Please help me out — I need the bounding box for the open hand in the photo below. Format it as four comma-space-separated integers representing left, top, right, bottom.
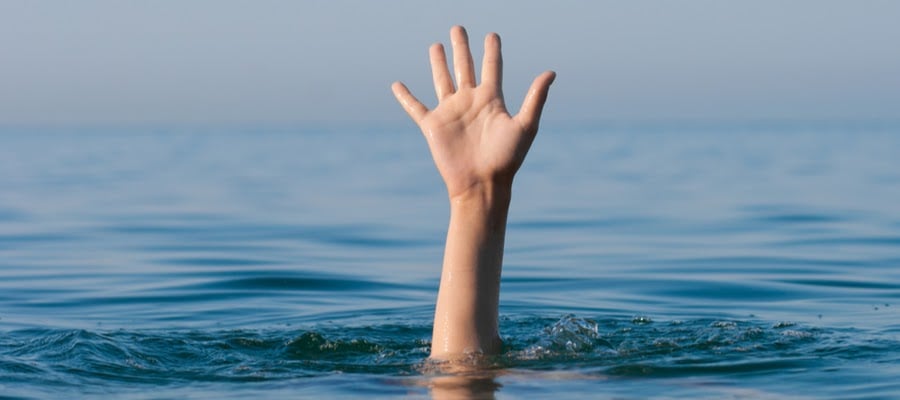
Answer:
392, 26, 555, 200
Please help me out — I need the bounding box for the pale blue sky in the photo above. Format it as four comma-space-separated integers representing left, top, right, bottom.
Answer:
1, 1, 898, 126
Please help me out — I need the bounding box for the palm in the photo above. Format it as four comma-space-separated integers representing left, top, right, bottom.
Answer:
392, 26, 555, 199
420, 88, 528, 197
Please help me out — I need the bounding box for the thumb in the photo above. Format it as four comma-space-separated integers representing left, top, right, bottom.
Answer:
516, 71, 556, 132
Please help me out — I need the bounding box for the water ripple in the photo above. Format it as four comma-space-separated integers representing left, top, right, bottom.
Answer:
4, 315, 893, 394
777, 236, 900, 247
3, 128, 900, 398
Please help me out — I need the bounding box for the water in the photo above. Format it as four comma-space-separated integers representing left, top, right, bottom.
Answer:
1, 124, 899, 399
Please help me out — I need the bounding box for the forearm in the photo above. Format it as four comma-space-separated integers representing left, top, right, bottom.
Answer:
393, 25, 553, 361
431, 181, 511, 359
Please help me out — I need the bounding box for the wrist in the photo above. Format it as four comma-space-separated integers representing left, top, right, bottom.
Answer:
448, 179, 513, 209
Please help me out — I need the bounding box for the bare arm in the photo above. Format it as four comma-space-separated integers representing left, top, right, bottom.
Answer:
392, 26, 555, 359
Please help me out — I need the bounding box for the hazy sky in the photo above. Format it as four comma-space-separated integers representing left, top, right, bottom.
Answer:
2, 1, 899, 126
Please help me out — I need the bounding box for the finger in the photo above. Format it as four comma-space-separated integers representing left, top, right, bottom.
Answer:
480, 32, 502, 92
391, 81, 428, 123
515, 71, 556, 131
429, 43, 454, 101
450, 25, 476, 89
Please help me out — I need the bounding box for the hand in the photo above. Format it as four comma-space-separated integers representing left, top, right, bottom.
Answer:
392, 26, 555, 200
391, 26, 555, 359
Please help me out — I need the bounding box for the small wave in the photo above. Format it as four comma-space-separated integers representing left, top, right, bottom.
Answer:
500, 315, 886, 378
779, 278, 900, 290
777, 236, 900, 248
0, 208, 28, 222
1, 315, 895, 390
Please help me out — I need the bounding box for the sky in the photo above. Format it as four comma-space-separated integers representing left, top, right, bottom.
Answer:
1, 1, 899, 126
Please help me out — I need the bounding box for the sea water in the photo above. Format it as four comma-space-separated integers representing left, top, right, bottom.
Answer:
1, 123, 898, 399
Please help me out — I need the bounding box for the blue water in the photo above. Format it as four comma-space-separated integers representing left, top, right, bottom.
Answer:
1, 124, 899, 399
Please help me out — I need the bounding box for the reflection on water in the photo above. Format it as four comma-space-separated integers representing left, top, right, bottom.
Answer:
428, 373, 502, 400
1, 125, 899, 398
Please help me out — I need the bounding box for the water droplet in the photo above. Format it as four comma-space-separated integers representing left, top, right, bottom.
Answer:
631, 316, 652, 325
710, 321, 737, 329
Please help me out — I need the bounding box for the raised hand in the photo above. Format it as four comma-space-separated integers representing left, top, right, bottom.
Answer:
392, 26, 555, 359
392, 26, 555, 200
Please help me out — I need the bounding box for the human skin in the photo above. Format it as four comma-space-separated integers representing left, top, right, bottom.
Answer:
392, 26, 555, 359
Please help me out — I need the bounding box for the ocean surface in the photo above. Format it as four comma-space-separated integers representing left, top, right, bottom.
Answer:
1, 123, 898, 399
